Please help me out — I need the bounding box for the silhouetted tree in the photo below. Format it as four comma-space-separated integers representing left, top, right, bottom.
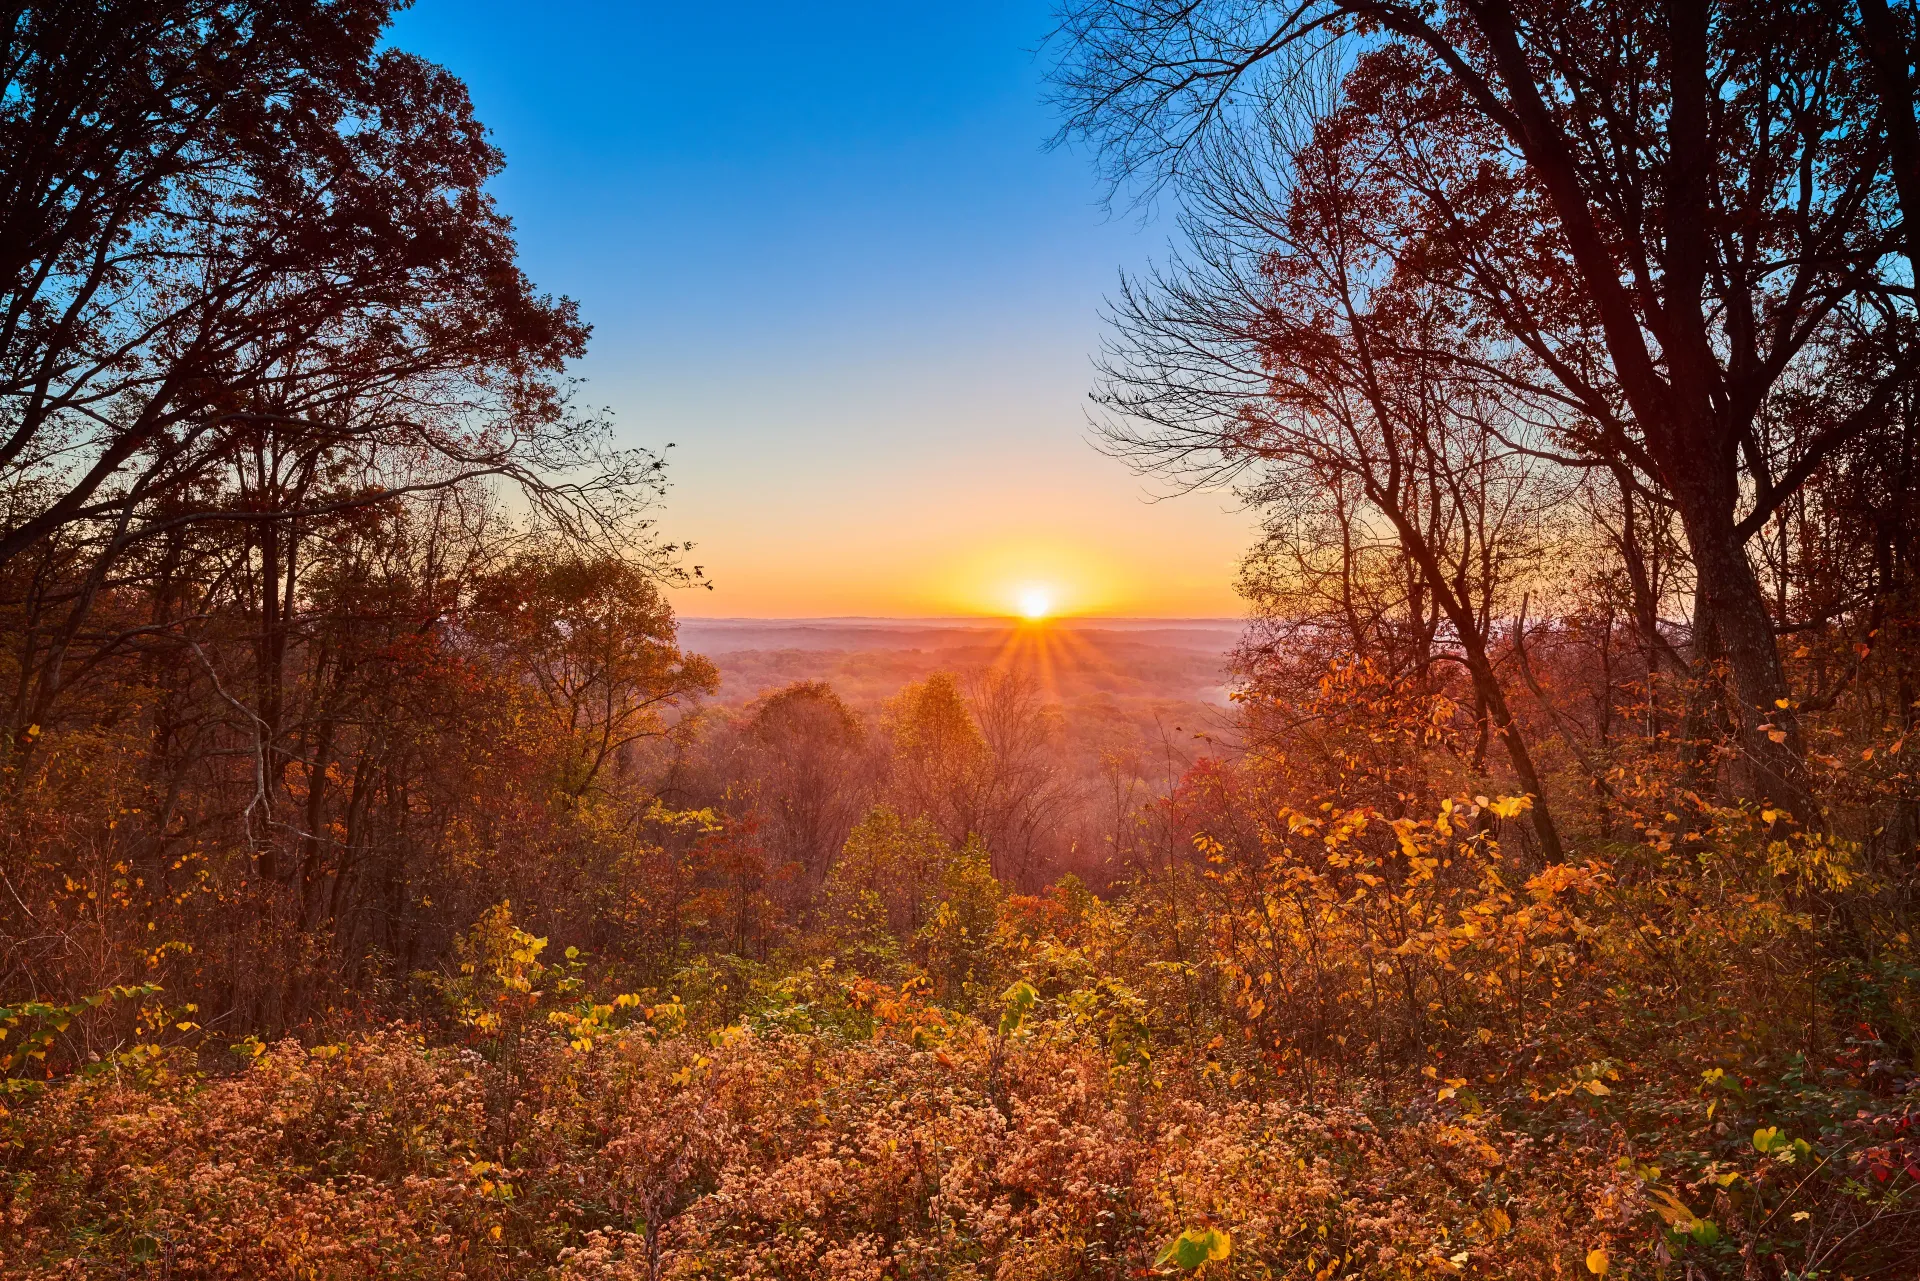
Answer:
1055, 0, 1920, 818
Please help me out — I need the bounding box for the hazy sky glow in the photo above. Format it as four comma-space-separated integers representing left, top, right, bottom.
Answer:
388, 1, 1257, 618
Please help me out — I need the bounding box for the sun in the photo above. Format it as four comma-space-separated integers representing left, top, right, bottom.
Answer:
1017, 587, 1053, 620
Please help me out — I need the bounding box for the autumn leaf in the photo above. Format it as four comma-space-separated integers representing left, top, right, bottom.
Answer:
1486, 794, 1532, 820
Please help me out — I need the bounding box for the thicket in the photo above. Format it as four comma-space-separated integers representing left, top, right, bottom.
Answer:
4, 0, 1920, 1277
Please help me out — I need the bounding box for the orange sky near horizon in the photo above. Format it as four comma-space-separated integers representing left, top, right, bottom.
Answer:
662, 443, 1260, 621
612, 239, 1265, 623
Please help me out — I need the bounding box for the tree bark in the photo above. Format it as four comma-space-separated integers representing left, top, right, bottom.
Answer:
1857, 0, 1920, 278
1667, 449, 1817, 820
1459, 0, 1816, 821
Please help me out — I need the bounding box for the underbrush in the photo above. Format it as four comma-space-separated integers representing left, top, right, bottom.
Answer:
3, 1021, 1615, 1279
5, 788, 1918, 1279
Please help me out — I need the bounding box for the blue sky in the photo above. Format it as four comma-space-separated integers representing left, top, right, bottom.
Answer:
387, 0, 1255, 617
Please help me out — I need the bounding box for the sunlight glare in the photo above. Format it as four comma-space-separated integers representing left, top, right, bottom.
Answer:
1018, 587, 1053, 620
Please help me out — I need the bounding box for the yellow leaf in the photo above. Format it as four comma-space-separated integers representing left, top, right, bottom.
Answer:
1582, 1078, 1611, 1096
1586, 1248, 1609, 1275
1648, 1188, 1697, 1227
1487, 795, 1532, 820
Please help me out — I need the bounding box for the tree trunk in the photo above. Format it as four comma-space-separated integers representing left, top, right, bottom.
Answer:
1464, 0, 1815, 820
1856, 0, 1920, 279
1675, 490, 1816, 820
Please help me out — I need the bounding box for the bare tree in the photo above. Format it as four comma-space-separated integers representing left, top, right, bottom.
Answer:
966, 669, 1074, 888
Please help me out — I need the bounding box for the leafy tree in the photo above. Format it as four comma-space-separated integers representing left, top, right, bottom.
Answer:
823, 806, 956, 950
1054, 0, 1920, 817
470, 553, 717, 801
884, 670, 988, 845
743, 680, 871, 901
0, 0, 622, 572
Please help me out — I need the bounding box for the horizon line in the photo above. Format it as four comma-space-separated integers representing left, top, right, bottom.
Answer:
676, 614, 1248, 625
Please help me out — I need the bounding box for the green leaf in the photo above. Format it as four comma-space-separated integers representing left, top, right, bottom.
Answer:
1753, 1126, 1782, 1153
1155, 1227, 1231, 1269
998, 981, 1037, 1038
